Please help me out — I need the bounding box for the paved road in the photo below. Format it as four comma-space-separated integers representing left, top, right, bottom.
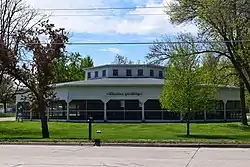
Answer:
0, 145, 250, 167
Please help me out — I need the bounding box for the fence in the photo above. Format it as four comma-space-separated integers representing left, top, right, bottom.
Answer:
18, 109, 242, 122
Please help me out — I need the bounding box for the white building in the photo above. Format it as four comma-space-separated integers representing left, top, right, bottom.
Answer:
16, 64, 242, 122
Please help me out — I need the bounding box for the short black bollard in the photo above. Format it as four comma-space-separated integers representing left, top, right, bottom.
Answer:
87, 117, 93, 140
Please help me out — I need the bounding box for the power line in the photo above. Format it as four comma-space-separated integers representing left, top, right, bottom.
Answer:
50, 13, 166, 17
33, 3, 250, 12
65, 40, 250, 45
37, 6, 166, 11
11, 40, 250, 45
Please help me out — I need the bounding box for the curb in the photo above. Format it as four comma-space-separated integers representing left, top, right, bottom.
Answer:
0, 142, 93, 146
102, 143, 250, 148
1, 142, 250, 148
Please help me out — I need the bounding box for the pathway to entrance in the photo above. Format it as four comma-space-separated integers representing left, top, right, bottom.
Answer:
1, 145, 250, 167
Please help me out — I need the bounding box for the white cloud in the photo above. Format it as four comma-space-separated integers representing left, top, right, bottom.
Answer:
26, 0, 197, 35
99, 48, 121, 54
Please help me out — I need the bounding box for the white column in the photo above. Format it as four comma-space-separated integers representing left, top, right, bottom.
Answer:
30, 111, 32, 121
224, 100, 227, 121
204, 106, 207, 121
104, 102, 107, 121
47, 107, 49, 122
66, 101, 70, 121
15, 102, 18, 121
142, 102, 145, 121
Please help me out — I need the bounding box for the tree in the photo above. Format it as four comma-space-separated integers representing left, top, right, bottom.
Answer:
54, 52, 94, 83
0, 0, 67, 139
166, 0, 250, 95
0, 76, 26, 113
0, 0, 46, 107
54, 53, 68, 83
200, 52, 249, 125
239, 78, 248, 125
201, 55, 249, 125
0, 76, 15, 113
155, 38, 217, 136
0, 0, 45, 78
112, 54, 134, 64
81, 55, 94, 68
0, 20, 68, 138
162, 55, 216, 136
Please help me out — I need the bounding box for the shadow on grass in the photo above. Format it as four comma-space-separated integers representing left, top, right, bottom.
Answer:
0, 129, 88, 140
0, 137, 89, 140
177, 134, 236, 140
0, 129, 40, 136
226, 124, 250, 131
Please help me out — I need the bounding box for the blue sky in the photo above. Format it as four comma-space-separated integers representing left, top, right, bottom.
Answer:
27, 0, 197, 65
67, 33, 163, 65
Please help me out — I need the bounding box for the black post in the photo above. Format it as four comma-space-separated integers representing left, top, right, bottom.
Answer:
88, 117, 93, 140
186, 111, 190, 136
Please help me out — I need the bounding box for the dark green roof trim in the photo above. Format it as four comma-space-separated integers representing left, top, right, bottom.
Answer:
54, 78, 239, 89
83, 64, 166, 71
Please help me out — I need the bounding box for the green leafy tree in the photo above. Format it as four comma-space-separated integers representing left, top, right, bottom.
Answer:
200, 53, 249, 125
216, 61, 248, 125
160, 56, 215, 135
186, 51, 249, 125
148, 34, 217, 135
166, 0, 250, 95
54, 52, 94, 83
81, 55, 94, 67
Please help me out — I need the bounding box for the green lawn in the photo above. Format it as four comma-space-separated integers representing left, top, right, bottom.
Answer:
0, 121, 250, 144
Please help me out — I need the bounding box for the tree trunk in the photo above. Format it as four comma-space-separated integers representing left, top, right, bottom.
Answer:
186, 112, 190, 136
39, 105, 50, 138
3, 102, 7, 113
240, 78, 248, 126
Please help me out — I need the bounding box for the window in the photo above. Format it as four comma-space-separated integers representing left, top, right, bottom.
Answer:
226, 101, 241, 110
150, 70, 154, 77
126, 69, 132, 76
159, 71, 163, 78
102, 70, 106, 77
95, 71, 98, 78
113, 69, 118, 76
137, 69, 143, 76
87, 72, 91, 78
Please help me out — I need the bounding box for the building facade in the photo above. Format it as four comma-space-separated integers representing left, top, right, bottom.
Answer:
16, 64, 242, 122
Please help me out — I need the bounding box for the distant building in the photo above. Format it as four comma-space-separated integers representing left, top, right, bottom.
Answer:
16, 64, 242, 122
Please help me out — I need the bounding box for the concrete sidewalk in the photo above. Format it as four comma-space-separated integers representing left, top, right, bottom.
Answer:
0, 117, 15, 122
2, 141, 250, 148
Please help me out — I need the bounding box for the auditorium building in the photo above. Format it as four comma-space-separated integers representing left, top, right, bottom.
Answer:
16, 64, 242, 122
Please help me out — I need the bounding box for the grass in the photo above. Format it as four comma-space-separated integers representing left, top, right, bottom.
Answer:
0, 113, 15, 118
1, 121, 250, 144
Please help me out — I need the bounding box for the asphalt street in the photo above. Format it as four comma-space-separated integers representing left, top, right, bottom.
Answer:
0, 145, 250, 167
